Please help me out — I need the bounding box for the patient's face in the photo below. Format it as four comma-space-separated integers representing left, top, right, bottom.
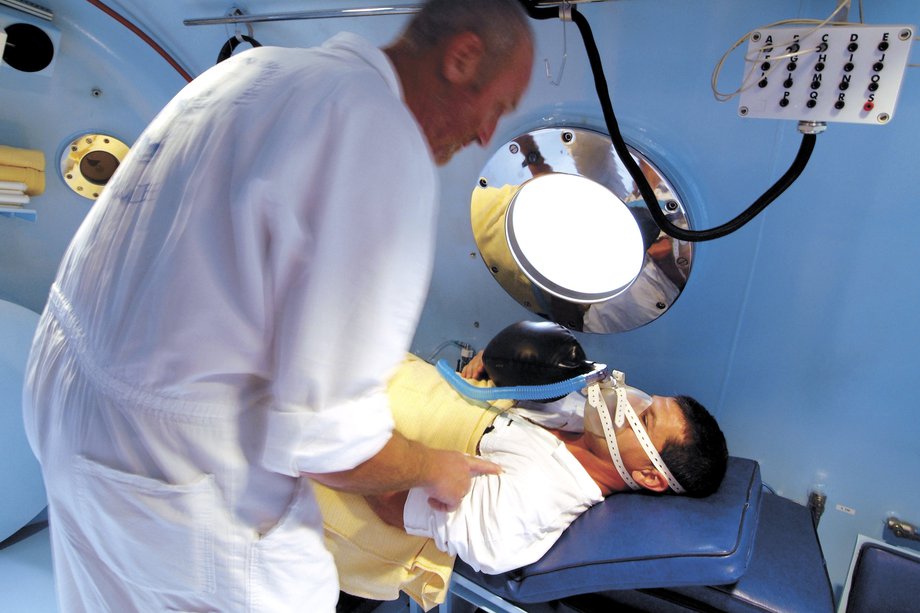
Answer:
587, 395, 687, 474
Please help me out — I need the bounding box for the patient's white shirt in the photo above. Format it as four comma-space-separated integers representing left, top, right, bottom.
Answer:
403, 412, 604, 574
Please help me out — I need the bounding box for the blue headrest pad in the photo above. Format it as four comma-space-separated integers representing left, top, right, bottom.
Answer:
455, 456, 762, 603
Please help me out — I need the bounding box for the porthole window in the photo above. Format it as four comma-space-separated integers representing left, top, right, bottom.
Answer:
60, 134, 130, 200
2, 22, 54, 72
471, 127, 694, 333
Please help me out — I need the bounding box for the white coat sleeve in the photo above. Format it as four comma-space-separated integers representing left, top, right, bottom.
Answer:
259, 75, 439, 477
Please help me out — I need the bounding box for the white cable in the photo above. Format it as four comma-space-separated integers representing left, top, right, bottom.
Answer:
544, 0, 569, 86
902, 34, 918, 67
711, 0, 860, 102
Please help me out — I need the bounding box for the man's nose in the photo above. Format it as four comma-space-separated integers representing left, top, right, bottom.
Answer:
477, 118, 498, 147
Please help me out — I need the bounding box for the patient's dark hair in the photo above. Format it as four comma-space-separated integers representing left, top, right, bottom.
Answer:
659, 396, 728, 498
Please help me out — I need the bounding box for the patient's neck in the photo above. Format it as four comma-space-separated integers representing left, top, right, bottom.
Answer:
551, 430, 628, 495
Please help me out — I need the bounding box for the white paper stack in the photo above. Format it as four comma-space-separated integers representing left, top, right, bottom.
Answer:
0, 180, 30, 209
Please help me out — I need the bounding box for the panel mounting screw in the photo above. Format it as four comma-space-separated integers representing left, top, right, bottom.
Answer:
479, 177, 488, 188
562, 131, 574, 143
509, 143, 519, 154
899, 29, 912, 41
751, 32, 762, 43
877, 113, 891, 124
666, 200, 679, 211
739, 106, 750, 116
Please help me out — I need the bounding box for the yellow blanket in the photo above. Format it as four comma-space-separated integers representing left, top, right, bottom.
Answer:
0, 145, 46, 195
313, 355, 510, 610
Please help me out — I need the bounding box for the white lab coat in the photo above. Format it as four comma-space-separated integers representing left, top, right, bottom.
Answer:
403, 412, 604, 574
23, 33, 438, 612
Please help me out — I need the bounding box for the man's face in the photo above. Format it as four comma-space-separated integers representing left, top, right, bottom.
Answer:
429, 42, 533, 165
586, 394, 688, 477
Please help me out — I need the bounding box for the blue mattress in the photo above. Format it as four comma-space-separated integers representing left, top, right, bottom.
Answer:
455, 456, 763, 603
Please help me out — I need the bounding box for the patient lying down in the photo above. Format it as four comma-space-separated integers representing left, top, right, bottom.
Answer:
365, 321, 728, 576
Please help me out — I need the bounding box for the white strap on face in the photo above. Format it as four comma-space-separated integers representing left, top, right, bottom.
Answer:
587, 381, 686, 494
618, 393, 686, 494
587, 382, 639, 490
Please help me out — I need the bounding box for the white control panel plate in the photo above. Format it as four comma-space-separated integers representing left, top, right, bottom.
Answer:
738, 25, 914, 125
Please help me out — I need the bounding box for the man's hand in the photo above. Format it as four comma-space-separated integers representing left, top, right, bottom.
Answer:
366, 491, 410, 528
460, 350, 488, 380
422, 449, 501, 512
365, 451, 501, 529
306, 431, 500, 512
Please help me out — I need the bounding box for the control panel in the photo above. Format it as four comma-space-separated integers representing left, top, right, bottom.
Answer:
738, 25, 914, 125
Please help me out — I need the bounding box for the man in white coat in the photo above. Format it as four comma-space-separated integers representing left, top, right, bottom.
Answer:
22, 1, 534, 611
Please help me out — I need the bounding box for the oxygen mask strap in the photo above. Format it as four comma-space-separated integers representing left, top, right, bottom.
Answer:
589, 378, 686, 494
587, 382, 639, 490
619, 398, 686, 494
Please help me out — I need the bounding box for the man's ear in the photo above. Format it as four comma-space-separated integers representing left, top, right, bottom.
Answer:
632, 468, 669, 493
442, 31, 485, 86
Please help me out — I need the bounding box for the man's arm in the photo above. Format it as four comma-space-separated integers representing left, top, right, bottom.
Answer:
306, 430, 500, 511
386, 421, 603, 575
365, 490, 410, 528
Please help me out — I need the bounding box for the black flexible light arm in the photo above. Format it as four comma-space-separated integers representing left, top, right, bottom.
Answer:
520, 1, 819, 242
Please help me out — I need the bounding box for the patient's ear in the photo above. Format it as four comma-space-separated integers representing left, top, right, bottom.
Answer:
633, 468, 669, 493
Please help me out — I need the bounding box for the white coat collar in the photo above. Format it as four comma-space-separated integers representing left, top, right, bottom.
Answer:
321, 32, 403, 101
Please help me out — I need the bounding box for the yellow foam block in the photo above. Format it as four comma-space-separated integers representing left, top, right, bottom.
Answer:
0, 145, 45, 172
314, 355, 505, 610
0, 166, 45, 196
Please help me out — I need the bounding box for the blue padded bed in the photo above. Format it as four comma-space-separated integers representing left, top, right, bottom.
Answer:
429, 455, 835, 613
452, 456, 763, 605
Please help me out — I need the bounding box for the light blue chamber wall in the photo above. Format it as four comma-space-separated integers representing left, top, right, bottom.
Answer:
411, 0, 920, 599
1, 0, 917, 602
0, 0, 411, 313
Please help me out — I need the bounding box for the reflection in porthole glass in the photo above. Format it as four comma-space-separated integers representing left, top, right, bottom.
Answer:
79, 150, 120, 185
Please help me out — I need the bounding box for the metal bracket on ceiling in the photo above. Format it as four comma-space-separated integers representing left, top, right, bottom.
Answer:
224, 7, 254, 41
184, 1, 613, 27
184, 6, 423, 27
